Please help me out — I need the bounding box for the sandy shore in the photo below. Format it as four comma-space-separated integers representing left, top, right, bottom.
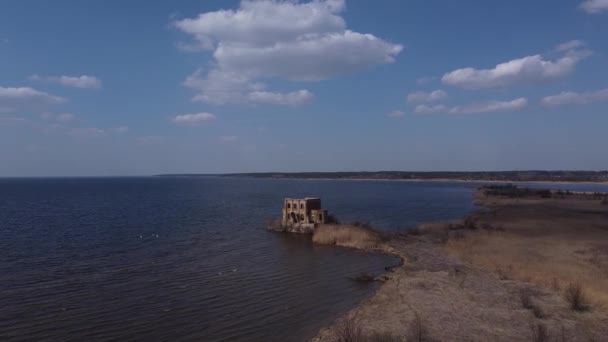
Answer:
312, 189, 608, 341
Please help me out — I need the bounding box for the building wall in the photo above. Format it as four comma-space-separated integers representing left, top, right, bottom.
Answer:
282, 198, 325, 226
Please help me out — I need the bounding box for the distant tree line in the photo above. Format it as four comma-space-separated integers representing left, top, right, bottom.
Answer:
215, 171, 608, 183
481, 184, 555, 198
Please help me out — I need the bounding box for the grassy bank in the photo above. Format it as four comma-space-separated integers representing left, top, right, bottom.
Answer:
446, 187, 608, 310
312, 224, 383, 250
313, 186, 608, 341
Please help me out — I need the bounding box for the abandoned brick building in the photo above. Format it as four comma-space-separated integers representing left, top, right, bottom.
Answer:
281, 197, 329, 229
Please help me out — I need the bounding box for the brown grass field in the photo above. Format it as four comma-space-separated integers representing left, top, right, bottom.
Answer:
314, 188, 608, 341
446, 193, 608, 310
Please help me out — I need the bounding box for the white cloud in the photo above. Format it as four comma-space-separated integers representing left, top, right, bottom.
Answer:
175, 0, 346, 49
441, 48, 590, 89
541, 88, 608, 107
386, 110, 405, 118
414, 98, 527, 114
30, 74, 102, 89
172, 112, 216, 126
414, 105, 447, 114
184, 69, 264, 105
69, 127, 105, 138
212, 30, 403, 82
219, 135, 238, 143
556, 40, 585, 52
579, 0, 608, 13
248, 90, 313, 106
175, 0, 402, 105
407, 90, 447, 103
57, 75, 102, 89
0, 86, 65, 104
449, 98, 528, 114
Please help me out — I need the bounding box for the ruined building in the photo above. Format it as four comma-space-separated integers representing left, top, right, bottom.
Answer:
281, 198, 329, 232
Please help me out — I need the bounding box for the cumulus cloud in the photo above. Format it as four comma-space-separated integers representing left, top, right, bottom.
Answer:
441, 46, 590, 89
407, 90, 447, 103
175, 0, 346, 49
0, 87, 65, 111
579, 0, 608, 13
386, 110, 405, 118
174, 0, 402, 105
172, 112, 216, 126
556, 40, 585, 52
414, 105, 448, 114
248, 90, 313, 106
0, 86, 65, 103
449, 98, 528, 114
541, 88, 608, 107
30, 75, 102, 89
212, 30, 402, 82
414, 98, 527, 114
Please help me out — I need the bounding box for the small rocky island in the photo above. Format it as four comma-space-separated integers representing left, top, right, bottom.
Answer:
269, 197, 331, 234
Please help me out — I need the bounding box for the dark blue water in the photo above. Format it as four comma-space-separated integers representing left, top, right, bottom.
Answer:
5, 177, 603, 341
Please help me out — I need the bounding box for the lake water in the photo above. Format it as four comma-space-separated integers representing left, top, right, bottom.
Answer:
2, 177, 606, 341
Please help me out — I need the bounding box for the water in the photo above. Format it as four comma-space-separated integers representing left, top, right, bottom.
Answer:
4, 177, 604, 341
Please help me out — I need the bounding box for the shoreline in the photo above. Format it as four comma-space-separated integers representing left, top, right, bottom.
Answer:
311, 187, 608, 341
237, 176, 608, 186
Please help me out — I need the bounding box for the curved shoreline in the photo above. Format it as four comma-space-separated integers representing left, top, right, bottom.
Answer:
311, 188, 608, 341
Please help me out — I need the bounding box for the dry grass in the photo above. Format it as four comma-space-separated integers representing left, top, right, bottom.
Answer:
530, 322, 549, 342
445, 231, 608, 309
314, 191, 608, 342
333, 317, 402, 342
406, 312, 431, 342
520, 288, 545, 318
313, 224, 382, 250
444, 193, 608, 311
564, 282, 589, 312
334, 317, 364, 342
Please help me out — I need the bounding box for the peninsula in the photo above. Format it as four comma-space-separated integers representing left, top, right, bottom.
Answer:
303, 186, 608, 341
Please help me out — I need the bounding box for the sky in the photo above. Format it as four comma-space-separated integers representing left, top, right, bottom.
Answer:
1, 0, 608, 176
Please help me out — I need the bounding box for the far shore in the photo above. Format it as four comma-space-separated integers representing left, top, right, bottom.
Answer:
311, 186, 608, 341
258, 176, 608, 186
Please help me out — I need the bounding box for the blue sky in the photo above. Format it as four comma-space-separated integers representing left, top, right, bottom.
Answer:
1, 0, 607, 176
